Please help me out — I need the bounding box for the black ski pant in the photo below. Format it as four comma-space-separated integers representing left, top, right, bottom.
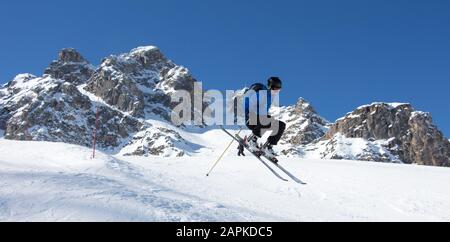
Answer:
237, 145, 245, 156
245, 115, 286, 146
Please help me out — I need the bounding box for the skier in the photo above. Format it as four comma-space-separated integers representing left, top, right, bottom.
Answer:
237, 135, 247, 156
242, 77, 286, 160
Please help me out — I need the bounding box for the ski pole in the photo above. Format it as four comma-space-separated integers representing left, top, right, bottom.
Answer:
206, 129, 242, 177
92, 96, 101, 159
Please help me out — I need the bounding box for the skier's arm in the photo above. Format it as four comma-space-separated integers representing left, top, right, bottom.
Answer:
267, 92, 272, 114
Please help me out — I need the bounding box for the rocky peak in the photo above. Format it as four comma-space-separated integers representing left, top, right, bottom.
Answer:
44, 48, 95, 85
58, 48, 87, 63
128, 46, 167, 67
293, 97, 317, 114
84, 46, 198, 121
324, 102, 450, 166
277, 98, 330, 149
99, 46, 172, 76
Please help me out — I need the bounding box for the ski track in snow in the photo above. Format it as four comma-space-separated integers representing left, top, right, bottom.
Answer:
0, 138, 450, 221
0, 143, 262, 222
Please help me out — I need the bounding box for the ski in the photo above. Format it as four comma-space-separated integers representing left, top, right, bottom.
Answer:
219, 126, 288, 182
272, 163, 307, 185
235, 134, 307, 185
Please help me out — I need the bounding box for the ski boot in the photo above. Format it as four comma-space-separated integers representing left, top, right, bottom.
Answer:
261, 142, 278, 163
246, 134, 263, 156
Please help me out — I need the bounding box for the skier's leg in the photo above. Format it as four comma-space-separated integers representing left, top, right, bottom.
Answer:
245, 116, 263, 152
246, 122, 262, 138
245, 113, 263, 138
267, 119, 286, 145
257, 115, 274, 138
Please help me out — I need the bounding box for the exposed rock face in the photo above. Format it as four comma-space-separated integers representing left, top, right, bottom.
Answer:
403, 112, 450, 166
44, 48, 95, 85
326, 103, 413, 140
59, 48, 86, 62
84, 46, 198, 120
85, 68, 146, 117
324, 103, 450, 166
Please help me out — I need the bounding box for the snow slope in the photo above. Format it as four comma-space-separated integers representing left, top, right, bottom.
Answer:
1, 136, 450, 221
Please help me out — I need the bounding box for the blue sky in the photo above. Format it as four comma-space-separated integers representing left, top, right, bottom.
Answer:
1, 0, 449, 136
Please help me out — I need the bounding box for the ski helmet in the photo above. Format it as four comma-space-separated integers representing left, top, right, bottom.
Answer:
267, 77, 282, 90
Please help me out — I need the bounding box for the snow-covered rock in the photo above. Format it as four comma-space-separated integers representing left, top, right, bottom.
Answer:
119, 124, 203, 157
0, 74, 141, 148
83, 46, 199, 120
0, 47, 201, 157
303, 133, 402, 163
278, 98, 330, 145
270, 98, 330, 156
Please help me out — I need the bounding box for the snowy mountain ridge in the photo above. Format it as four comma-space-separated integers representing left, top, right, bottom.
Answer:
1, 46, 449, 167
0, 47, 199, 157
